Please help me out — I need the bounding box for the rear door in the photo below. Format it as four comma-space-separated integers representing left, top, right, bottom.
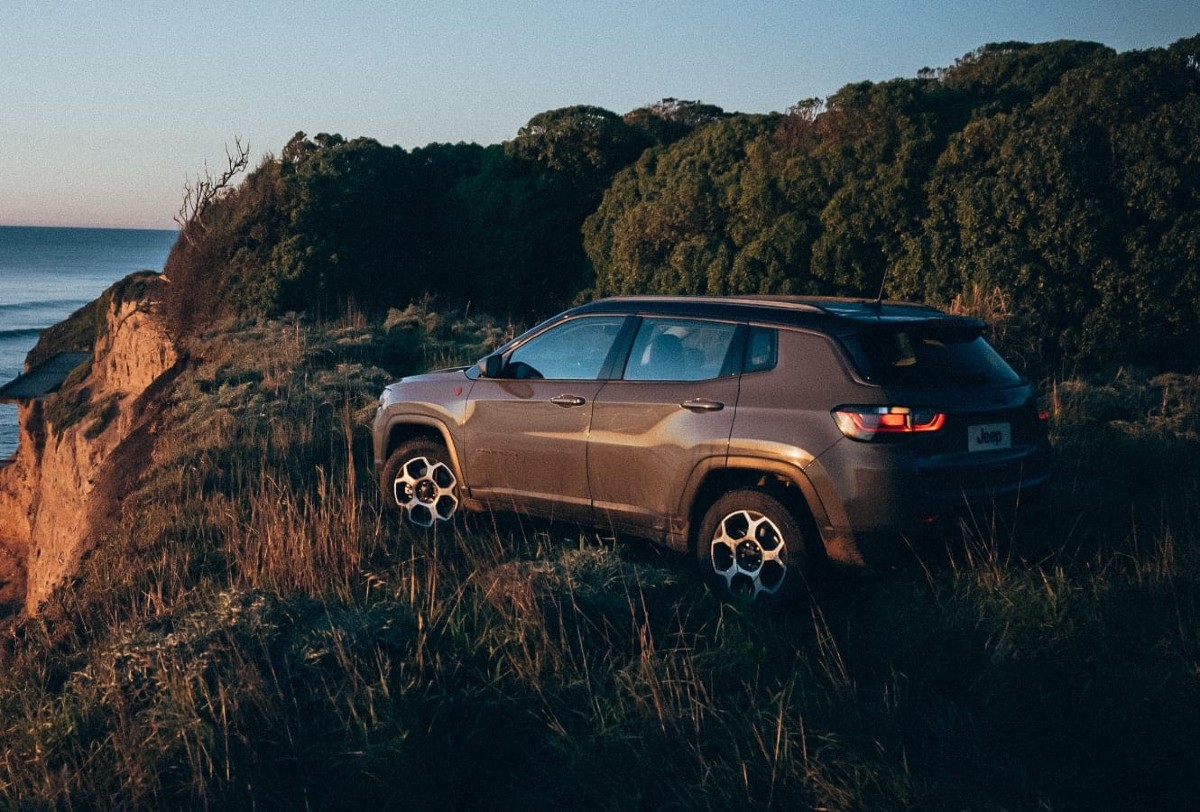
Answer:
588, 317, 741, 537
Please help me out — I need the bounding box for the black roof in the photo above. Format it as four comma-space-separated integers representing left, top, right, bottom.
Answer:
570, 295, 980, 333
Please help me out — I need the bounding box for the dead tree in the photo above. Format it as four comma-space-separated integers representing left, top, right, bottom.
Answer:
174, 137, 250, 245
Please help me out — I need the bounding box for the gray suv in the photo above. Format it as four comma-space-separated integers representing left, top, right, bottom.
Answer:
373, 296, 1050, 600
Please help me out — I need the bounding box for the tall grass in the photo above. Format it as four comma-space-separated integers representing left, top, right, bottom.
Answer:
1, 312, 1197, 808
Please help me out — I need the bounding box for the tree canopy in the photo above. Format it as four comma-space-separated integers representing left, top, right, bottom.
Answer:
586, 36, 1200, 370
164, 36, 1200, 371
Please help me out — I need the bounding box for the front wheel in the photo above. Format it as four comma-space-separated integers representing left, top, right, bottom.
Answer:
696, 489, 809, 603
381, 440, 461, 528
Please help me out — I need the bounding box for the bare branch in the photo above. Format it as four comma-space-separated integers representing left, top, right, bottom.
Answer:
174, 136, 251, 244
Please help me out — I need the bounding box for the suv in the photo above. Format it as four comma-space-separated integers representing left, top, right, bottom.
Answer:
373, 296, 1050, 600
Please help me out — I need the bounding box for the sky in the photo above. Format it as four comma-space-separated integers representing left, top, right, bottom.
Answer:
2, 1, 1197, 231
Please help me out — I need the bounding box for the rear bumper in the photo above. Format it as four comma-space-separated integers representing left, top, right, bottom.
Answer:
817, 442, 1051, 567
854, 477, 1050, 566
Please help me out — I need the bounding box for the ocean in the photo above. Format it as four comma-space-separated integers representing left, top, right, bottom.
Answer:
0, 226, 177, 458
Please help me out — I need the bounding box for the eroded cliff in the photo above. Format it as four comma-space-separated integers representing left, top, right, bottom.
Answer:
0, 275, 178, 613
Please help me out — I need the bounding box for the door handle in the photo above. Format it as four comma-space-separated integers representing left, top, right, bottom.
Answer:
681, 398, 724, 412
551, 394, 587, 407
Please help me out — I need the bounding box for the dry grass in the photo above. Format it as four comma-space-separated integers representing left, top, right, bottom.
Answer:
1, 312, 1197, 808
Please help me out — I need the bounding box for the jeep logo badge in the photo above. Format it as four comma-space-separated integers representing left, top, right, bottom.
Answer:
968, 422, 1012, 452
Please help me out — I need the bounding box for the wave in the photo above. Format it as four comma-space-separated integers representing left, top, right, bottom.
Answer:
0, 328, 43, 341
0, 299, 91, 313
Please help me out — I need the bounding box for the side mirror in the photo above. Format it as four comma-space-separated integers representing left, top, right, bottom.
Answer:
483, 354, 504, 378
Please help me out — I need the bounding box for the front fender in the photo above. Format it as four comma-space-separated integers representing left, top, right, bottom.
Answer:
377, 412, 466, 483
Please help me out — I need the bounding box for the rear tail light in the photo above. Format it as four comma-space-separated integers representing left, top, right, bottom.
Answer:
833, 406, 946, 441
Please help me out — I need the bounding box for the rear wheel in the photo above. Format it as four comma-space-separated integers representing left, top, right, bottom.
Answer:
696, 489, 809, 603
381, 440, 460, 528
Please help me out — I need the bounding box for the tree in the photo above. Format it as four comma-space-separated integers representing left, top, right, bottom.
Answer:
505, 106, 653, 200
623, 98, 727, 146
174, 137, 251, 245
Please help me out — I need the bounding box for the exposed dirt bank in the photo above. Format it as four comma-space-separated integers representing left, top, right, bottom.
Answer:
0, 277, 177, 614
0, 540, 24, 619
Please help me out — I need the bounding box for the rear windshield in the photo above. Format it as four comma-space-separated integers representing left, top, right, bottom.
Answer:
840, 325, 1022, 387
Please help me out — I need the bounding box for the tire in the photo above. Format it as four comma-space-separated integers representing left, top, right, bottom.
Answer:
696, 489, 809, 603
380, 439, 461, 528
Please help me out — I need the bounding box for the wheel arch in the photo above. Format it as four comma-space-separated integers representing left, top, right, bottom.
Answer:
381, 417, 465, 483
683, 458, 830, 561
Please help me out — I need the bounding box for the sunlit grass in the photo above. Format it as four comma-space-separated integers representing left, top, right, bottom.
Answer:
1, 312, 1197, 808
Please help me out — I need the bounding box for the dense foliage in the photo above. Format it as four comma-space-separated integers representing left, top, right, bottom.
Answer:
164, 36, 1200, 371
164, 107, 666, 327
587, 37, 1200, 371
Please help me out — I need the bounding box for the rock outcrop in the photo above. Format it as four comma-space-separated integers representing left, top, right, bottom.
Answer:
0, 277, 177, 613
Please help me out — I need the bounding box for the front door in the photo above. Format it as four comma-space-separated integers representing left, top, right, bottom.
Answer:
464, 315, 628, 520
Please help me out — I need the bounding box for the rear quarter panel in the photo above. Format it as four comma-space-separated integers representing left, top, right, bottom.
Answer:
726, 328, 880, 533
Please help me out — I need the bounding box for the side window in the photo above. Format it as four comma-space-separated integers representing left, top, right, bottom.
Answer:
744, 327, 777, 373
506, 316, 625, 380
623, 318, 738, 381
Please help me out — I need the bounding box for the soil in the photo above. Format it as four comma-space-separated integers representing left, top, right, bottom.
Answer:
0, 540, 25, 618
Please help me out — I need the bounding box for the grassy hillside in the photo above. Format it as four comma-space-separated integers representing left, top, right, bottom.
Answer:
2, 307, 1196, 808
